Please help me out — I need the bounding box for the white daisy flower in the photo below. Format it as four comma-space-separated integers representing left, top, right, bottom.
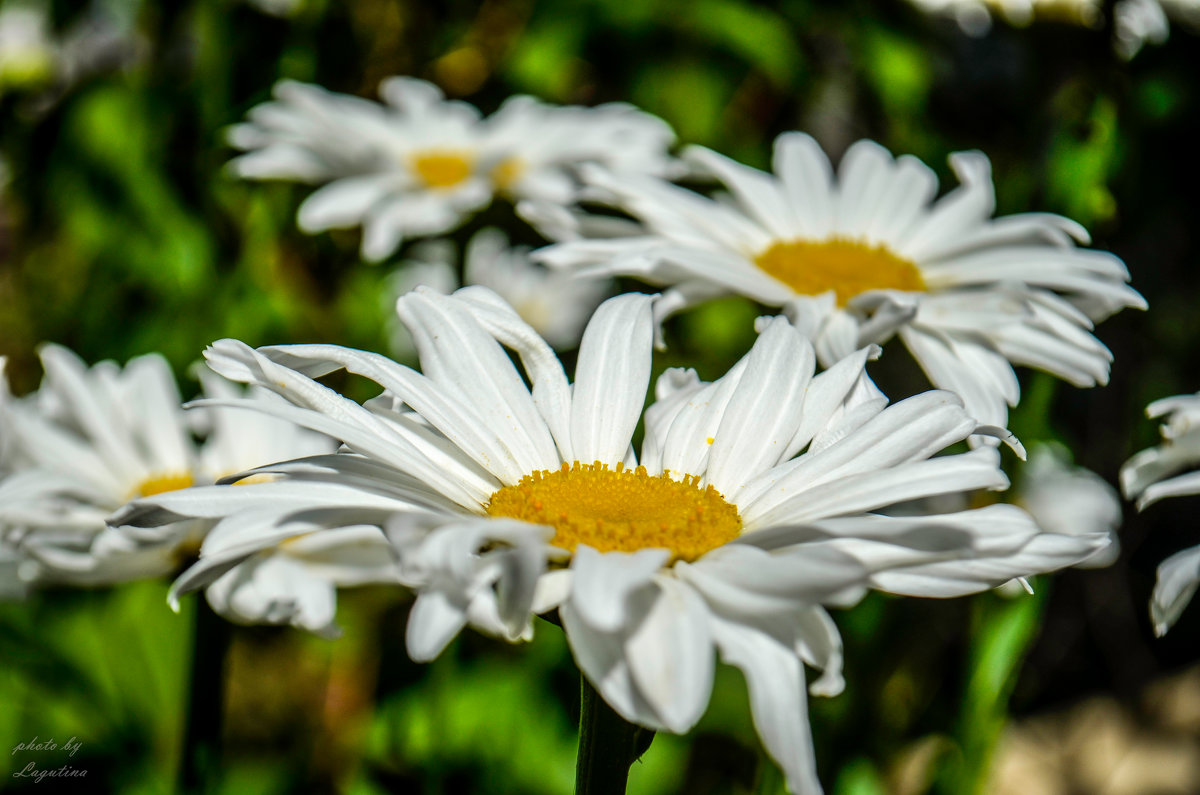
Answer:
386, 227, 613, 357
116, 288, 1107, 793
227, 76, 678, 262
1115, 0, 1200, 58
536, 133, 1146, 435
905, 0, 1103, 35
1122, 391, 1200, 635
0, 344, 334, 590
0, 2, 55, 89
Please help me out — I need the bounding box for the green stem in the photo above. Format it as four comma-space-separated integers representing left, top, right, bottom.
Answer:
179, 598, 231, 794
575, 674, 655, 795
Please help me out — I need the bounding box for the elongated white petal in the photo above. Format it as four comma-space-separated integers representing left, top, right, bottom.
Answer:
745, 448, 1007, 528
680, 543, 869, 609
781, 344, 878, 461
560, 601, 670, 732
297, 175, 394, 231
710, 615, 823, 795
624, 577, 714, 733
685, 145, 793, 239
396, 288, 561, 474
705, 318, 814, 501
570, 293, 656, 464
453, 286, 575, 460
1135, 470, 1200, 511
740, 392, 982, 524
1152, 545, 1200, 636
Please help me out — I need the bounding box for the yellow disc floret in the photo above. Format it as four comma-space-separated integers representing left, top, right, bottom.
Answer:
410, 150, 474, 189
490, 157, 524, 192
136, 473, 195, 498
754, 238, 925, 306
486, 461, 742, 562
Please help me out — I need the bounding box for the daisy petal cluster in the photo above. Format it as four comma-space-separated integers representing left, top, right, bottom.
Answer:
536, 133, 1146, 434
0, 344, 334, 593
386, 227, 613, 356
227, 77, 678, 262
117, 288, 1110, 792
1122, 392, 1200, 635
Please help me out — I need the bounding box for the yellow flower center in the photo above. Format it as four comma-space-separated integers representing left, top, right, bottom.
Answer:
485, 461, 742, 562
410, 150, 474, 189
754, 238, 925, 306
136, 473, 195, 498
490, 157, 524, 192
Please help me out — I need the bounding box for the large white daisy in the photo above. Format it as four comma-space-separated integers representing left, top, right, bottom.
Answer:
117, 288, 1108, 793
0, 344, 334, 590
535, 133, 1146, 435
1122, 391, 1200, 635
227, 76, 678, 262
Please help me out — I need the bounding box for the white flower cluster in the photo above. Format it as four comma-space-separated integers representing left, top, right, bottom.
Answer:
0, 74, 1151, 794
1123, 393, 1200, 636
904, 0, 1200, 59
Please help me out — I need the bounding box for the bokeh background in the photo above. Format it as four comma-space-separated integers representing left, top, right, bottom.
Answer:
1, 0, 1199, 793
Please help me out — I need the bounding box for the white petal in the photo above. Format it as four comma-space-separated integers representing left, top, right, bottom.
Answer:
740, 391, 982, 524
570, 293, 656, 464
1152, 545, 1200, 636
710, 615, 823, 795
395, 288, 561, 476
560, 601, 669, 731
795, 607, 845, 697
624, 577, 714, 733
744, 448, 1008, 528
684, 145, 794, 239
680, 543, 869, 611
705, 319, 814, 501
1135, 470, 1200, 511
297, 175, 394, 231
406, 589, 469, 662
774, 132, 834, 238
570, 546, 670, 632
781, 344, 878, 461
453, 286, 575, 460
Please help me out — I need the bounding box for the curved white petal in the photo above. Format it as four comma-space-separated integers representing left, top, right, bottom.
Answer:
569, 546, 670, 632
1152, 545, 1200, 636
624, 577, 714, 733
570, 293, 656, 464
710, 615, 823, 795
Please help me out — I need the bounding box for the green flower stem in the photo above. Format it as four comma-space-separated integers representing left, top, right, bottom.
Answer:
179, 598, 232, 794
575, 673, 656, 795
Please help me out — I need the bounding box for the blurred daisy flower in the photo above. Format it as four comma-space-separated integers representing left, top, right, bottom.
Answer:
1114, 0, 1200, 58
0, 2, 54, 91
1017, 443, 1122, 569
0, 344, 334, 592
536, 133, 1146, 434
905, 0, 1103, 36
1122, 391, 1200, 635
226, 77, 679, 262
118, 289, 1108, 792
386, 227, 613, 357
